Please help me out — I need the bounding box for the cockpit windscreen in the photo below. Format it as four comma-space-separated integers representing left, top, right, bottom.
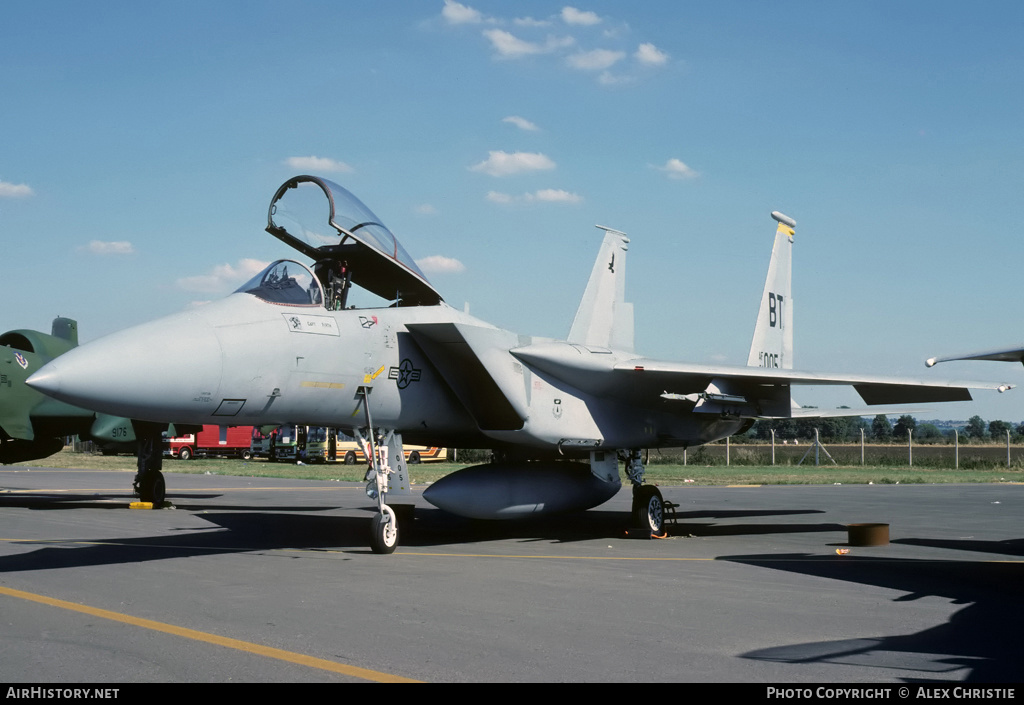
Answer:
235, 260, 324, 306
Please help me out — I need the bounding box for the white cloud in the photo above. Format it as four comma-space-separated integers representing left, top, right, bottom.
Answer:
486, 191, 515, 204
567, 48, 625, 71
656, 158, 699, 180
562, 7, 602, 26
80, 240, 135, 255
483, 29, 574, 58
484, 29, 544, 57
635, 42, 669, 66
416, 255, 466, 274
415, 203, 438, 215
441, 0, 483, 24
470, 151, 556, 177
502, 115, 539, 131
487, 189, 583, 205
532, 188, 583, 204
442, 0, 481, 24
177, 258, 270, 293
285, 156, 353, 173
598, 70, 633, 86
0, 181, 33, 198
445, 6, 669, 86
444, 0, 483, 24
514, 16, 551, 28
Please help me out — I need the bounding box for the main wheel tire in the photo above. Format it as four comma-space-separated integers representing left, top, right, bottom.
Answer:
178, 446, 193, 461
370, 511, 398, 554
344, 451, 357, 465
632, 485, 665, 534
138, 472, 166, 505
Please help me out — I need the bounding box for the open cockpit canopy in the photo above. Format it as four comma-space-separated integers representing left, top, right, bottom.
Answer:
266, 175, 441, 306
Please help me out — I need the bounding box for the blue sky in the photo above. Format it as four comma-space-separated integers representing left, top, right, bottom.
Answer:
3, 1, 1024, 422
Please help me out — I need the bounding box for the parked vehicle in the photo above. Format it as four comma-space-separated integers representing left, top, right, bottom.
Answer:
334, 430, 445, 465
166, 425, 253, 460
248, 425, 444, 464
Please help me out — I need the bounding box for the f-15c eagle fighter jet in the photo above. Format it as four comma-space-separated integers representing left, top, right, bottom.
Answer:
27, 176, 1004, 553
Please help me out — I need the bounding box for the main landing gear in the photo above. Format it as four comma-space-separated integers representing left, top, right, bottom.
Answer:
623, 449, 666, 535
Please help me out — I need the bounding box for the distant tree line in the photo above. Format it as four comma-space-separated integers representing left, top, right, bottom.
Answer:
746, 414, 1024, 444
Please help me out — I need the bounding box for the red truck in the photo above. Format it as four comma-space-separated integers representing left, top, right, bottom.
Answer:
165, 425, 254, 460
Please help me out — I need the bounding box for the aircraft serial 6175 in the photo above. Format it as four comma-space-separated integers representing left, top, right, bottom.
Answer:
27, 176, 1007, 553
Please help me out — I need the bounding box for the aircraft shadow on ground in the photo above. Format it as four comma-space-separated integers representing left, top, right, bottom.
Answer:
0, 502, 841, 572
894, 537, 1024, 558
0, 492, 338, 514
367, 506, 838, 548
721, 552, 1024, 682
0, 512, 372, 574
671, 508, 840, 538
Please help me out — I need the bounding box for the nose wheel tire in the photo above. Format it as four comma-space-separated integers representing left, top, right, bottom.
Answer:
632, 485, 665, 535
136, 471, 166, 505
370, 506, 399, 554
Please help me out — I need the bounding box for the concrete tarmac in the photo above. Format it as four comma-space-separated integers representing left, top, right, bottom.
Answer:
1, 466, 1022, 683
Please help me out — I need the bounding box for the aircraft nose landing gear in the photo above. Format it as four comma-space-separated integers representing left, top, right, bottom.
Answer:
356, 387, 414, 554
370, 505, 398, 554
132, 420, 167, 505
135, 471, 166, 504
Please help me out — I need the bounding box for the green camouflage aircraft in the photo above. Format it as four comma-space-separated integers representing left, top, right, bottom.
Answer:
0, 317, 136, 464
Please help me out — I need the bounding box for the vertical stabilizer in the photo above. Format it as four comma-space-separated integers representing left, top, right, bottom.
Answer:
568, 226, 634, 352
747, 212, 796, 369
51, 317, 78, 347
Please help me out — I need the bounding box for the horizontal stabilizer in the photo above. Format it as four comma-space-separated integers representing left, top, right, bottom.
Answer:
854, 383, 972, 405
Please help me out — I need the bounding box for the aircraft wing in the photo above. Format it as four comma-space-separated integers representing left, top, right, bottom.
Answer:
926, 346, 1024, 367
510, 342, 1006, 419
621, 359, 1011, 408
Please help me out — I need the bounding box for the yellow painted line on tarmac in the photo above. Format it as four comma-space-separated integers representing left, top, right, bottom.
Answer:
0, 585, 420, 683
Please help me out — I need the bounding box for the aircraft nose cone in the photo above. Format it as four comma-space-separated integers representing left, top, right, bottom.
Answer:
25, 365, 62, 397
26, 309, 225, 423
